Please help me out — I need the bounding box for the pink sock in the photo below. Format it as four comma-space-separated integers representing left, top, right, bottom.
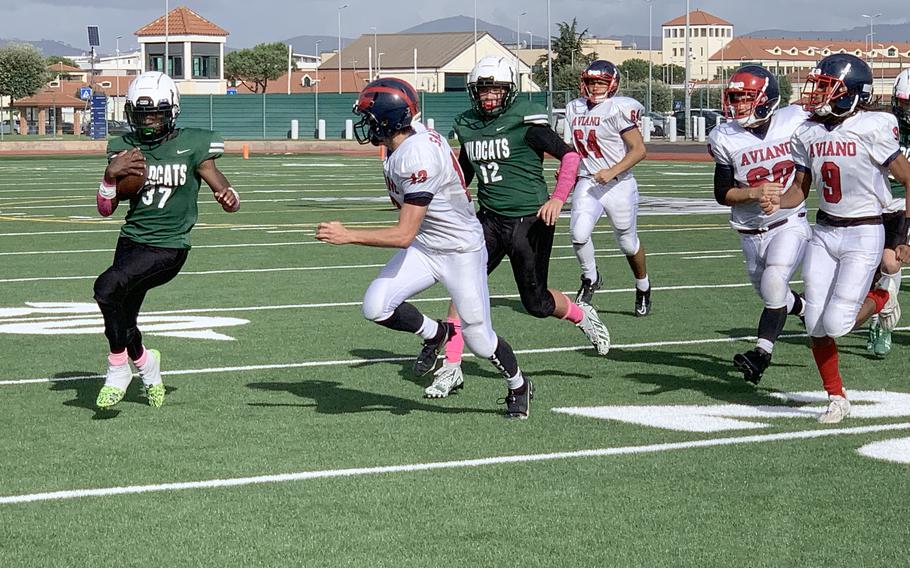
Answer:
108, 350, 128, 366
133, 347, 148, 367
563, 301, 584, 324
445, 317, 463, 364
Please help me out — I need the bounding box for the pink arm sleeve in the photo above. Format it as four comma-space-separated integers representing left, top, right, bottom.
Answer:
552, 151, 581, 202
96, 193, 118, 217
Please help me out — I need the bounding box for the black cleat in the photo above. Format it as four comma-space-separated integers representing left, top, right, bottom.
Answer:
634, 287, 652, 317
576, 272, 603, 305
733, 348, 772, 385
413, 321, 454, 376
503, 379, 534, 419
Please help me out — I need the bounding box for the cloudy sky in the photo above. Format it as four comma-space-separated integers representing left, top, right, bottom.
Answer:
3, 0, 907, 53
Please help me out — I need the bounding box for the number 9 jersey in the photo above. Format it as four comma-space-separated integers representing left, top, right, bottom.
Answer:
707, 104, 809, 230
563, 95, 644, 181
790, 110, 901, 218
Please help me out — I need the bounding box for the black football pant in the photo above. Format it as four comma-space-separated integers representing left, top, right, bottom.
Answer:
478, 208, 557, 318
93, 237, 189, 358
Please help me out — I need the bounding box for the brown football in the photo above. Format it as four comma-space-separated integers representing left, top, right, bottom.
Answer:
116, 171, 147, 197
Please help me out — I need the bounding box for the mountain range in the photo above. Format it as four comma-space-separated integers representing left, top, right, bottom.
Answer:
745, 21, 910, 43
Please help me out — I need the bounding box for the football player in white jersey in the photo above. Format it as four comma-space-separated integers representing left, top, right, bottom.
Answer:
707, 66, 810, 385
866, 69, 910, 357
315, 78, 533, 419
762, 55, 910, 424
563, 60, 652, 316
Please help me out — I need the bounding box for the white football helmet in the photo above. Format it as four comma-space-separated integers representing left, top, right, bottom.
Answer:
893, 69, 910, 130
468, 56, 517, 117
125, 71, 180, 143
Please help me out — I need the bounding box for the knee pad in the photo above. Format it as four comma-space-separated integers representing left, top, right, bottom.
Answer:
760, 265, 791, 309
361, 286, 394, 322
822, 304, 856, 339
461, 323, 497, 358
616, 229, 640, 257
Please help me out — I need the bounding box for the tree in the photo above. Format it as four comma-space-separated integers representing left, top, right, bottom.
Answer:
621, 80, 673, 113
224, 42, 292, 94
46, 55, 78, 68
654, 63, 686, 85
618, 59, 651, 83
533, 19, 595, 91
777, 75, 793, 106
0, 44, 49, 134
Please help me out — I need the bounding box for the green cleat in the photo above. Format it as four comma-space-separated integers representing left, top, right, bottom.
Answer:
145, 383, 166, 408
867, 322, 880, 352
96, 385, 126, 409
872, 327, 892, 358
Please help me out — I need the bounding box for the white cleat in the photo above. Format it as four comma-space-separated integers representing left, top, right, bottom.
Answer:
817, 395, 851, 424
878, 279, 901, 331
424, 363, 465, 398
577, 302, 611, 355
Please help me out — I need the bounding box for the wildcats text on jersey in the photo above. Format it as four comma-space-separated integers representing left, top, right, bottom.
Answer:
739, 142, 792, 166
146, 164, 188, 187
463, 138, 511, 161
809, 140, 858, 158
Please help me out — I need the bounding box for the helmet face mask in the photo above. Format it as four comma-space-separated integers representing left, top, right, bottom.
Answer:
580, 60, 619, 105
125, 71, 179, 144
723, 66, 780, 128
468, 56, 516, 117
800, 54, 872, 118
352, 78, 419, 146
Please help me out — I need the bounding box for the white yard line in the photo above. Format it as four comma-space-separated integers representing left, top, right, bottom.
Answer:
1, 422, 906, 505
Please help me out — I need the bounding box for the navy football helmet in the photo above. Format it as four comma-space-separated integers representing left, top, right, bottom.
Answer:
580, 60, 620, 105
800, 54, 873, 118
724, 65, 780, 128
352, 78, 419, 146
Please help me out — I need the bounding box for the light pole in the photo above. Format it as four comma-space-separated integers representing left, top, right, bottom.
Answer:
473, 0, 478, 64
862, 13, 881, 55
337, 3, 348, 94
371, 26, 378, 78
547, 0, 553, 113
378, 53, 385, 77
684, 0, 691, 139
644, 0, 653, 113
164, 0, 169, 74
115, 35, 122, 121
517, 11, 526, 91
314, 40, 320, 131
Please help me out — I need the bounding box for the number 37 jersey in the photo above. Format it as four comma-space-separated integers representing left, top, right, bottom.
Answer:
563, 96, 643, 180
707, 104, 809, 230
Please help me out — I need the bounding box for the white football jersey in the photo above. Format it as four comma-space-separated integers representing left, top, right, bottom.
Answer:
791, 111, 901, 218
564, 96, 644, 179
707, 104, 810, 230
383, 129, 484, 253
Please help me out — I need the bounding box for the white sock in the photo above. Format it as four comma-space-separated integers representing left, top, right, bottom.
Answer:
573, 240, 598, 282
756, 339, 774, 353
506, 371, 525, 391
879, 270, 902, 293
105, 364, 132, 390
416, 316, 439, 340
635, 276, 650, 292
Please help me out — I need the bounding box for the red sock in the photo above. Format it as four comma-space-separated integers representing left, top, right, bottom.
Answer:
811, 337, 846, 397
444, 317, 463, 364
866, 289, 889, 313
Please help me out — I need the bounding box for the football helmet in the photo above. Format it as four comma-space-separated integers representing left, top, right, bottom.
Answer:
125, 71, 180, 143
580, 60, 620, 105
893, 69, 910, 130
468, 56, 517, 117
800, 54, 873, 118
724, 65, 781, 128
352, 78, 419, 146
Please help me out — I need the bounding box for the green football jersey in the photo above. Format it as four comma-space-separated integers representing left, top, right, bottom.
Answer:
454, 99, 551, 217
889, 128, 910, 200
107, 128, 224, 249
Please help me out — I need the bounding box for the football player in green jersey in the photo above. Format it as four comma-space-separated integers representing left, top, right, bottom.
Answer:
418, 56, 610, 399
93, 72, 240, 410
869, 69, 910, 356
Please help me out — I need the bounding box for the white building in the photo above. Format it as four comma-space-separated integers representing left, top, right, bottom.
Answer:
662, 10, 733, 81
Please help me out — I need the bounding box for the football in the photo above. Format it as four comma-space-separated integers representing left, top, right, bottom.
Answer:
116, 171, 147, 197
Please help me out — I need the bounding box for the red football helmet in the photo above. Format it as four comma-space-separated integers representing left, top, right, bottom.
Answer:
723, 65, 780, 128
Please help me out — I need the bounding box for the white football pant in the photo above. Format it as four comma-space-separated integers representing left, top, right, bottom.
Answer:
740, 213, 811, 309
803, 224, 884, 338
362, 244, 499, 357
570, 176, 641, 280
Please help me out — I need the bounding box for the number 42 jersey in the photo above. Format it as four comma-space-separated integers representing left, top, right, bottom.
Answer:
707, 104, 809, 230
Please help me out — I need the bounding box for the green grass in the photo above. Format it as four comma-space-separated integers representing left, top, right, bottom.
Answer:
0, 154, 908, 566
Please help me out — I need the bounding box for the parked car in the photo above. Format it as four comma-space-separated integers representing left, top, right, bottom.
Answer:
673, 108, 724, 135
646, 111, 668, 137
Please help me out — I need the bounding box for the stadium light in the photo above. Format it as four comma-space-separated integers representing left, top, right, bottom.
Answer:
644, 0, 654, 114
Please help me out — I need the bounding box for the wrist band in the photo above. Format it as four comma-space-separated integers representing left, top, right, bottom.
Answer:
99, 179, 116, 199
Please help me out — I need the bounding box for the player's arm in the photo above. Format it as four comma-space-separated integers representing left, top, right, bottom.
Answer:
197, 158, 240, 212
887, 154, 910, 262
457, 147, 475, 186
762, 169, 811, 214
713, 164, 781, 206
593, 126, 647, 186
98, 148, 145, 217
316, 203, 427, 248
525, 125, 580, 225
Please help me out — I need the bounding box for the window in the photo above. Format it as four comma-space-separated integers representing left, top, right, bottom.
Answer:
191, 42, 220, 79
444, 73, 467, 92
789, 48, 798, 55
888, 47, 897, 57
100, 81, 112, 88
665, 29, 671, 38
145, 42, 185, 78
302, 75, 312, 87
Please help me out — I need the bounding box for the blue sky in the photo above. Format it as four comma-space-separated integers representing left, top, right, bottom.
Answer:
3, 0, 906, 53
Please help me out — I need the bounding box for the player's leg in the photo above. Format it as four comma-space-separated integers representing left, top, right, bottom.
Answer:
510, 214, 610, 355
869, 212, 906, 356
602, 178, 650, 316
363, 247, 446, 376
569, 178, 605, 304
443, 248, 531, 418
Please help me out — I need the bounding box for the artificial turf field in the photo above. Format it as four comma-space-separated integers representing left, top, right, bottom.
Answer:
0, 153, 908, 566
